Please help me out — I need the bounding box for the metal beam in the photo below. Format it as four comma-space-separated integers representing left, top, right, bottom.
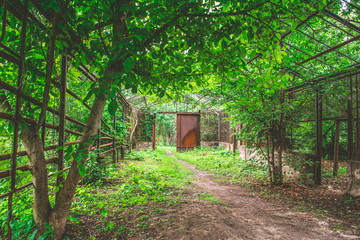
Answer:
247, 10, 320, 64
296, 34, 360, 66
281, 20, 359, 64
287, 70, 360, 93
323, 9, 360, 34
317, 15, 354, 37
283, 42, 335, 69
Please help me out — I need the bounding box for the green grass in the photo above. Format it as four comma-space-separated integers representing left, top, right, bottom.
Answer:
171, 146, 268, 184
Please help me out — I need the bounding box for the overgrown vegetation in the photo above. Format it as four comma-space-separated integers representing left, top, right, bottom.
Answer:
173, 146, 268, 183
66, 148, 192, 238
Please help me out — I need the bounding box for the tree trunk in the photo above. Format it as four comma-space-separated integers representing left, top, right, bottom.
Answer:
49, 97, 107, 239
271, 138, 277, 183
21, 127, 52, 232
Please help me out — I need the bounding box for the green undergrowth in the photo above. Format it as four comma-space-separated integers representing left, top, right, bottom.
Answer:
172, 146, 268, 184
69, 148, 193, 237
196, 192, 221, 203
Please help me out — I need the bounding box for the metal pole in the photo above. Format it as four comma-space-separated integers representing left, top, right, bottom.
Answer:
152, 114, 156, 150
356, 74, 359, 161
57, 52, 67, 190
233, 128, 237, 154
97, 123, 101, 159
348, 77, 354, 161
8, 0, 28, 238
120, 105, 125, 159
333, 121, 340, 177
218, 113, 221, 144
315, 90, 323, 185
41, 121, 46, 146
113, 111, 117, 163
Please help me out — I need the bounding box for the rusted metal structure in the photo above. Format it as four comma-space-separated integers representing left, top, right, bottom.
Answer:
286, 72, 360, 185
1, 1, 360, 237
0, 1, 132, 238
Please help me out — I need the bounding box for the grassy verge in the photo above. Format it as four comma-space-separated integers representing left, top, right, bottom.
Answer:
68, 148, 193, 239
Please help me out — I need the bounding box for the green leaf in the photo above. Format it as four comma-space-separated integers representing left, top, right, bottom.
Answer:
83, 86, 95, 103
56, 146, 65, 151
131, 86, 137, 94
77, 20, 95, 35
129, 34, 143, 41
108, 99, 118, 116
223, 2, 231, 12
101, 208, 108, 218
78, 163, 86, 177
124, 57, 134, 73
7, 121, 13, 134
239, 46, 247, 58
42, 0, 59, 12
29, 230, 38, 240
68, 215, 78, 221
247, 27, 254, 40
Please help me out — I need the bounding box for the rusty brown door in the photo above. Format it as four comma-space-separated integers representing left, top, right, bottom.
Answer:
176, 114, 200, 151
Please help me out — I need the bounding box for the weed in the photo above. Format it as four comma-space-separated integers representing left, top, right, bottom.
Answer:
197, 192, 221, 203
332, 224, 347, 232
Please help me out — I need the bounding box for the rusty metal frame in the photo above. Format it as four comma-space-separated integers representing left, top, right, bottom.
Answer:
283, 42, 335, 69
280, 20, 359, 64
6, 0, 28, 236
296, 34, 360, 67
322, 9, 360, 34
0, 3, 132, 238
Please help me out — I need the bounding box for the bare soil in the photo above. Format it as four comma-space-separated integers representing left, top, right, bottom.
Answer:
66, 152, 360, 239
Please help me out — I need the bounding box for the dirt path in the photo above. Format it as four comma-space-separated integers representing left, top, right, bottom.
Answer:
157, 150, 359, 240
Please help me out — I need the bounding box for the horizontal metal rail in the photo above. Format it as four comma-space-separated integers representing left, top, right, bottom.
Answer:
0, 167, 71, 200
0, 157, 58, 179
0, 79, 112, 137
0, 112, 83, 136
0, 140, 81, 161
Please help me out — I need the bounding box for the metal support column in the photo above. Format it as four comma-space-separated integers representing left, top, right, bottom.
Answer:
218, 113, 222, 144
315, 90, 323, 185
57, 52, 67, 188
348, 77, 354, 161
333, 120, 340, 177
8, 0, 28, 238
113, 111, 117, 163
152, 114, 156, 150
97, 123, 101, 159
